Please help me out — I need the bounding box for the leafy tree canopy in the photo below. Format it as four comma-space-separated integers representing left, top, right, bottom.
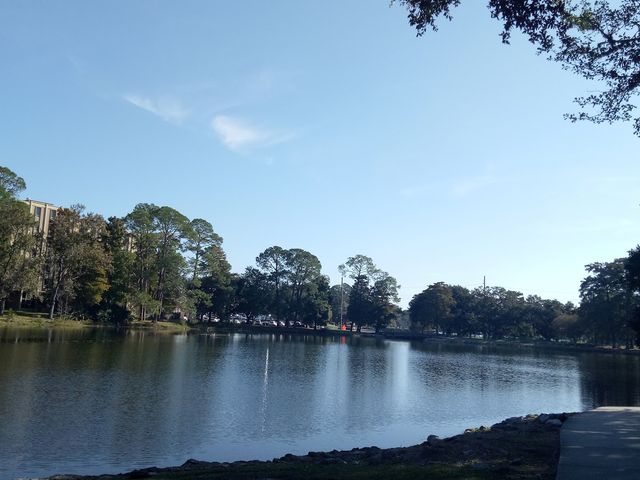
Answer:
396, 0, 640, 135
0, 166, 27, 199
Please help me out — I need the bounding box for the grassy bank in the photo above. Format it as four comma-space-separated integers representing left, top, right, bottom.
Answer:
0, 312, 92, 329
0, 313, 191, 333
128, 319, 192, 332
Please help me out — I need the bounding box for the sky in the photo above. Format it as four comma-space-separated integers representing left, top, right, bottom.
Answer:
1, 1, 639, 307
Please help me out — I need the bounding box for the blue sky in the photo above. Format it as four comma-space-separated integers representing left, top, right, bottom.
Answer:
1, 1, 638, 307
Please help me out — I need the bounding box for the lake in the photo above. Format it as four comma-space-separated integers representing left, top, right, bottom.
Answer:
1, 328, 639, 479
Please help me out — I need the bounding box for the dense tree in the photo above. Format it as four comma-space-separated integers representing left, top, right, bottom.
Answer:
396, 0, 640, 135
44, 206, 109, 319
370, 272, 401, 333
346, 275, 372, 332
625, 246, 640, 342
552, 312, 583, 343
125, 203, 160, 320
299, 275, 331, 329
449, 285, 478, 336
580, 259, 637, 347
329, 282, 351, 325
120, 204, 196, 320
341, 255, 400, 332
0, 167, 27, 199
626, 246, 640, 290
151, 206, 191, 319
477, 286, 526, 339
338, 254, 379, 280
522, 295, 564, 340
409, 282, 454, 334
256, 246, 290, 321
247, 246, 329, 325
193, 244, 233, 320
286, 248, 323, 322
186, 218, 222, 282
233, 267, 270, 320
96, 217, 135, 323
0, 168, 39, 315
183, 219, 229, 321
408, 281, 578, 341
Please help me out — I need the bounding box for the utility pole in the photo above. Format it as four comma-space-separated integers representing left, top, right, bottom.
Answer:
482, 275, 487, 340
339, 275, 344, 327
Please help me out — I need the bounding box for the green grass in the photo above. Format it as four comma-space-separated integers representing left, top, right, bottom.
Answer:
129, 319, 192, 332
0, 312, 92, 329
0, 312, 194, 333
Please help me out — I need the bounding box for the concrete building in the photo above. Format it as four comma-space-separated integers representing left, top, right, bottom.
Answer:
23, 199, 59, 257
23, 199, 58, 236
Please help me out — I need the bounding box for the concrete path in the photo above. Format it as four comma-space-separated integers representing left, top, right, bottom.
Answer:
556, 406, 640, 480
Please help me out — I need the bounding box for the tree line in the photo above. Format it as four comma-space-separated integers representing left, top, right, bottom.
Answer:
409, 250, 640, 347
2, 165, 639, 347
0, 166, 399, 329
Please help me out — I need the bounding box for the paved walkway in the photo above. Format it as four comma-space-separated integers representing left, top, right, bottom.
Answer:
556, 406, 640, 480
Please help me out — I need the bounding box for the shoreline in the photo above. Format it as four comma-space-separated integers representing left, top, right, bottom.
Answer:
39, 413, 571, 480
3, 314, 639, 356
0, 314, 192, 333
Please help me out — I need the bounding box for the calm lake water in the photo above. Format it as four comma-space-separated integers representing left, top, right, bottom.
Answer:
1, 328, 639, 479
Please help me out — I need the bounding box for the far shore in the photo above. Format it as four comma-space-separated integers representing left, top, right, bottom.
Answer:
2, 313, 639, 356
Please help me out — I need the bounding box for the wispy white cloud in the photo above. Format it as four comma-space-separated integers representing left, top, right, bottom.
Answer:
123, 94, 189, 125
211, 115, 293, 152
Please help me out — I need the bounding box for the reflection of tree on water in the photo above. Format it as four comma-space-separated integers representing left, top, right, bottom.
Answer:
4, 330, 640, 479
578, 353, 640, 408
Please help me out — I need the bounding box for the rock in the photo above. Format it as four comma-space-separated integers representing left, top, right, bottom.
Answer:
427, 435, 441, 445
538, 414, 550, 423
367, 453, 384, 465
128, 470, 152, 479
180, 459, 210, 469
491, 420, 516, 431
320, 457, 346, 465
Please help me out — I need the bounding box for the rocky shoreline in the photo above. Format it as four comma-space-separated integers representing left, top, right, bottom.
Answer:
40, 413, 572, 480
